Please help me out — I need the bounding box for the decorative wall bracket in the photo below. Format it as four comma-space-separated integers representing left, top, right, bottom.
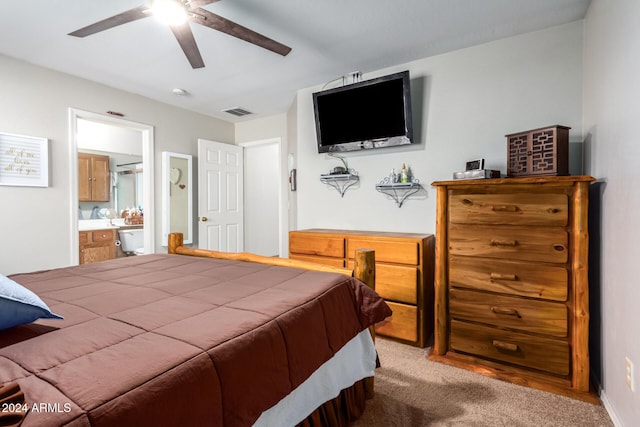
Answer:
320, 171, 359, 197
375, 177, 422, 207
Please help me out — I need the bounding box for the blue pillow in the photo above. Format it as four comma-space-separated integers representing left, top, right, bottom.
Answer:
0, 274, 63, 330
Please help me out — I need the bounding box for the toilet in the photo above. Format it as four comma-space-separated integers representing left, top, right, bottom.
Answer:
118, 229, 144, 255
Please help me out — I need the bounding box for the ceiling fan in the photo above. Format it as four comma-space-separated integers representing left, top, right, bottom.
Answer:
68, 0, 292, 69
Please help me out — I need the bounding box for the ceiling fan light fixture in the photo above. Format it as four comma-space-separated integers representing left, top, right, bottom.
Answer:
152, 0, 188, 26
67, 0, 292, 70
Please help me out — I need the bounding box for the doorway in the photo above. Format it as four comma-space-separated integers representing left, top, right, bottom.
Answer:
239, 137, 285, 257
68, 108, 154, 264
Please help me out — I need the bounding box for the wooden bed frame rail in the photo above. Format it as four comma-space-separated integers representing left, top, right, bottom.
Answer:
167, 233, 375, 287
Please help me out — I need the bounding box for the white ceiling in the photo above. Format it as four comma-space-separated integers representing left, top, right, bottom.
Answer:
0, 0, 591, 122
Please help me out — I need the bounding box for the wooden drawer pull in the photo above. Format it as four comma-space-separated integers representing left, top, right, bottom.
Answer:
490, 306, 521, 318
490, 239, 518, 247
553, 244, 566, 252
489, 272, 517, 281
491, 205, 518, 212
492, 340, 519, 352
460, 199, 520, 213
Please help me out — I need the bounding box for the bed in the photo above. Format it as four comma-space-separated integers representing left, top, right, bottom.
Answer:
0, 233, 391, 426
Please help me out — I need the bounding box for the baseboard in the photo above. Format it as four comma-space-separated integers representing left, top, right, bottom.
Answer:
594, 380, 624, 427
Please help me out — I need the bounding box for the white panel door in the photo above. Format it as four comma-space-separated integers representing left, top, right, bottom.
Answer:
197, 139, 243, 252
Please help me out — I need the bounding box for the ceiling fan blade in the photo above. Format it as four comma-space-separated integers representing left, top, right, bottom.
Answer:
188, 0, 220, 8
68, 5, 150, 37
170, 23, 205, 68
191, 9, 292, 57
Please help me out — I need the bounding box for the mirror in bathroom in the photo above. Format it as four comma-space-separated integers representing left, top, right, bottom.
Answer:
162, 152, 193, 246
115, 157, 143, 214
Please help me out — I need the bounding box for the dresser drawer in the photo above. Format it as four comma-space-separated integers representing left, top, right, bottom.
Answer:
450, 193, 568, 226
377, 264, 418, 304
449, 224, 568, 263
449, 256, 567, 301
375, 301, 417, 343
290, 234, 344, 258
290, 253, 345, 268
347, 261, 418, 304
347, 238, 418, 265
450, 320, 569, 376
92, 230, 115, 242
449, 288, 567, 337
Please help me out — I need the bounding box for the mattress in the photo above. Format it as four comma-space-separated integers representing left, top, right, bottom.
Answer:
1, 254, 391, 426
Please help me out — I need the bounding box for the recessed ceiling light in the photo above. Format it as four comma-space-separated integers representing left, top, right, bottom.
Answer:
172, 88, 188, 96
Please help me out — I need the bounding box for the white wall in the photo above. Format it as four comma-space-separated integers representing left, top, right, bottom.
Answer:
294, 22, 584, 234
583, 0, 640, 424
235, 114, 287, 144
0, 54, 234, 275
77, 119, 142, 155
287, 98, 298, 233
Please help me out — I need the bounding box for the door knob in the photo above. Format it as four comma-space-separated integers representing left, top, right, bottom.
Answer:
200, 216, 208, 222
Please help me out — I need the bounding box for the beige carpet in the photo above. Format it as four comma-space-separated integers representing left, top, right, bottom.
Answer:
352, 338, 613, 427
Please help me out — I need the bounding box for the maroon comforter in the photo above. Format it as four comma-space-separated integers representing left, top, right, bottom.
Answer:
0, 254, 390, 426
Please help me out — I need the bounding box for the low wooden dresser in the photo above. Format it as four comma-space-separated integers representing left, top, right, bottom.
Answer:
430, 176, 597, 402
289, 229, 434, 347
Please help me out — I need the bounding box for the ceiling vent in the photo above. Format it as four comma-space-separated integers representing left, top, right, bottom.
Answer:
223, 107, 253, 117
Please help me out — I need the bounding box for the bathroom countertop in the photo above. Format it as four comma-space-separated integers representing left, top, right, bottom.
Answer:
117, 225, 144, 230
78, 219, 120, 231
79, 219, 144, 232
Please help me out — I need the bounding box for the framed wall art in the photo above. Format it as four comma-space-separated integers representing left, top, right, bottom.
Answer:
0, 132, 49, 187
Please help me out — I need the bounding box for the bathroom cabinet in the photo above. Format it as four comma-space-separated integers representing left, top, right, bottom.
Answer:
79, 153, 110, 202
79, 229, 116, 264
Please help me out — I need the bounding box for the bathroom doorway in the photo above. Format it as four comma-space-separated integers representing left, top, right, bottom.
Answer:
68, 108, 154, 264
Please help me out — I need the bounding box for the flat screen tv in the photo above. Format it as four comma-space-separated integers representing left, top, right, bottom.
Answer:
313, 71, 413, 153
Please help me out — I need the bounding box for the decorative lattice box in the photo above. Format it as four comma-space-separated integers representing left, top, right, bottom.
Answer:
506, 125, 570, 177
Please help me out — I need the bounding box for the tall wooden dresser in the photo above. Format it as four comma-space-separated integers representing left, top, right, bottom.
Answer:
289, 229, 434, 347
430, 176, 597, 403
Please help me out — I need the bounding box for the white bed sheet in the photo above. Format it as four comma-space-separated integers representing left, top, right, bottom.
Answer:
253, 329, 377, 427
